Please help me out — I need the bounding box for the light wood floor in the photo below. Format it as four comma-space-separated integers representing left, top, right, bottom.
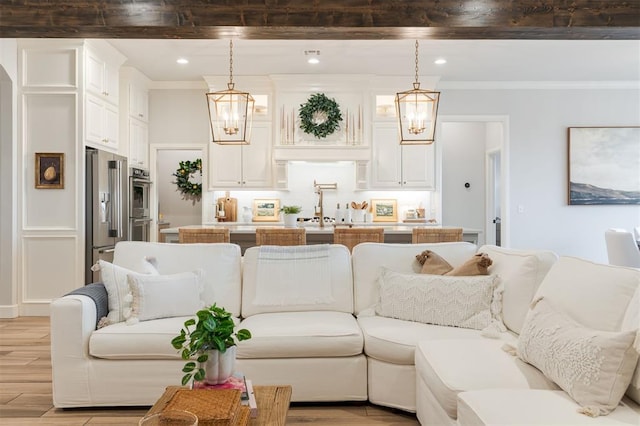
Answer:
0, 316, 419, 425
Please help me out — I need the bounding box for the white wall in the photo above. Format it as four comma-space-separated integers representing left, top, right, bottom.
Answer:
441, 122, 487, 234
439, 86, 640, 262
0, 39, 18, 316
157, 149, 203, 227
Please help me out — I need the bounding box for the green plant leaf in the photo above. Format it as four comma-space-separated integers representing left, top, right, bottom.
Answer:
194, 369, 205, 382
236, 329, 252, 341
181, 374, 192, 386
196, 353, 208, 363
182, 362, 196, 373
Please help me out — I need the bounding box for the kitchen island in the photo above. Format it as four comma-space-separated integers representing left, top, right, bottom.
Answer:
160, 223, 483, 254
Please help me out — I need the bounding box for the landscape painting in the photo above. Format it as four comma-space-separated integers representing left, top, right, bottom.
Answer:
568, 127, 640, 205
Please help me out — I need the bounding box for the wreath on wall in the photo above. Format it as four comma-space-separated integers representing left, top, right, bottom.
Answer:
299, 93, 343, 139
173, 159, 202, 198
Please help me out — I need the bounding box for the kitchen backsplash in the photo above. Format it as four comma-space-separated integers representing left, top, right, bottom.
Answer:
201, 161, 438, 223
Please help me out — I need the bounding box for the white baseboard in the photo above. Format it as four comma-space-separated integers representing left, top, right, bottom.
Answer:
19, 303, 50, 317
0, 304, 19, 318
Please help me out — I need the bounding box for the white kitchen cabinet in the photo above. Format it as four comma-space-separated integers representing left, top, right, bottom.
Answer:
371, 122, 435, 190
84, 41, 125, 151
209, 123, 272, 189
121, 67, 151, 168
85, 93, 119, 150
128, 82, 149, 123
129, 119, 149, 168
85, 47, 120, 105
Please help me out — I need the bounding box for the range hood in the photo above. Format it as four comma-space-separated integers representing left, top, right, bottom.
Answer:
273, 145, 370, 162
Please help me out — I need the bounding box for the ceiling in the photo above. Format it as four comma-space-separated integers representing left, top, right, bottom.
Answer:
107, 39, 640, 84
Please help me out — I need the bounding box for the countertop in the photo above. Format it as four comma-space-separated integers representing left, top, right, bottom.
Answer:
160, 223, 482, 235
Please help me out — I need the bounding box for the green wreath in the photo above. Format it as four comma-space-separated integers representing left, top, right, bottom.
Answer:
173, 159, 202, 198
299, 93, 343, 139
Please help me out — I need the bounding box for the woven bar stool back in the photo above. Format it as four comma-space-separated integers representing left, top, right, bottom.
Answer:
178, 227, 230, 244
333, 227, 384, 252
412, 227, 463, 243
255, 228, 306, 246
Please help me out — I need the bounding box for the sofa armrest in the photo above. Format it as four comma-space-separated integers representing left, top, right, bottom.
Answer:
65, 282, 108, 328
50, 294, 99, 407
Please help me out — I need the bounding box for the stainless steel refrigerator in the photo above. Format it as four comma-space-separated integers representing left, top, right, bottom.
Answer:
85, 148, 128, 284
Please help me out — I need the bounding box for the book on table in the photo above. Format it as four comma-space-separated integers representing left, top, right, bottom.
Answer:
192, 372, 258, 418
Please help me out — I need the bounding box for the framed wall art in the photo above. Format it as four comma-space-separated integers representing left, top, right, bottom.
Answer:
371, 199, 398, 222
35, 152, 64, 189
568, 127, 640, 205
252, 199, 280, 222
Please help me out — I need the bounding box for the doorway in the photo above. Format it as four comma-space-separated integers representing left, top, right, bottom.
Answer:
150, 144, 207, 242
438, 116, 509, 247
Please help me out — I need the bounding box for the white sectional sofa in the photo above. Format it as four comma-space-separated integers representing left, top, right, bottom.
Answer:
50, 241, 640, 426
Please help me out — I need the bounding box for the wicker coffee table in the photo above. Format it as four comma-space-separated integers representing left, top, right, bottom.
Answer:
146, 385, 292, 426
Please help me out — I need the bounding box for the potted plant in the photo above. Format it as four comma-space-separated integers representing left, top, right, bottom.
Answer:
280, 205, 302, 228
171, 304, 251, 386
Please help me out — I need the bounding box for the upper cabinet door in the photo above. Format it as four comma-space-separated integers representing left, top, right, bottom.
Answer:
85, 49, 105, 96
371, 122, 402, 188
209, 142, 243, 188
85, 47, 119, 105
402, 144, 435, 190
242, 122, 272, 188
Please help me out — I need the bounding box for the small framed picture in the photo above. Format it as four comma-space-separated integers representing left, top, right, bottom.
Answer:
371, 199, 398, 222
35, 152, 64, 189
252, 199, 280, 222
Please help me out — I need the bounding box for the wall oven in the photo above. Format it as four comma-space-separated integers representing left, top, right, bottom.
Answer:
129, 167, 152, 241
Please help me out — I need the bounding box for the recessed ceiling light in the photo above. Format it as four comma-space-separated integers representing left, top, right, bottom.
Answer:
176, 58, 189, 65
304, 50, 320, 65
434, 58, 447, 65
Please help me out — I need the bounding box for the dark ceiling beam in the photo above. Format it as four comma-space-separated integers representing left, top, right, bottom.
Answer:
1, 1, 639, 40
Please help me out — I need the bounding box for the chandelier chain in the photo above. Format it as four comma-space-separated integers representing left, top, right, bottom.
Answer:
229, 39, 234, 85
414, 39, 419, 84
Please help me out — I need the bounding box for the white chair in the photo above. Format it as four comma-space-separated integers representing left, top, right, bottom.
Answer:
604, 228, 640, 268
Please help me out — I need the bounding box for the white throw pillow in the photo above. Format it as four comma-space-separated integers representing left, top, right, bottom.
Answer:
125, 270, 205, 324
517, 297, 639, 417
375, 267, 502, 331
97, 258, 158, 324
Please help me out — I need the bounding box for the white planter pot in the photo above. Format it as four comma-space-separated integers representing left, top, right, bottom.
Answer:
283, 214, 299, 228
203, 346, 236, 385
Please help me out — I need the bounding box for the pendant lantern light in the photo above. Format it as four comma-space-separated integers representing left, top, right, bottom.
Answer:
206, 40, 255, 145
395, 40, 440, 145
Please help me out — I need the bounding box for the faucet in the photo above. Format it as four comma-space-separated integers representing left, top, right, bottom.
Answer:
314, 186, 324, 227
313, 180, 338, 228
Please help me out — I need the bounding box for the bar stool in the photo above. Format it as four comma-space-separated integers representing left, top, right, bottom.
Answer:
333, 227, 384, 252
178, 227, 230, 243
412, 227, 463, 243
255, 228, 306, 246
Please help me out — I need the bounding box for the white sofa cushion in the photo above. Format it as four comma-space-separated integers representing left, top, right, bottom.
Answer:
375, 268, 501, 330
125, 270, 204, 324
236, 311, 363, 358
517, 297, 639, 416
90, 316, 190, 359
415, 339, 558, 419
623, 287, 640, 404
458, 390, 640, 426
478, 245, 558, 334
113, 242, 242, 316
358, 315, 486, 365
241, 245, 353, 317
534, 256, 640, 332
353, 242, 478, 315
98, 258, 158, 324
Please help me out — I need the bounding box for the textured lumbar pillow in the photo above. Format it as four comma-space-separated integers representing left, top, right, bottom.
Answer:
125, 270, 204, 325
376, 267, 502, 331
446, 253, 493, 276
516, 297, 639, 417
415, 250, 454, 275
95, 258, 158, 324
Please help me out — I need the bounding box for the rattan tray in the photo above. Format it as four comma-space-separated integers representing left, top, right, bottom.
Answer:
164, 389, 247, 426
